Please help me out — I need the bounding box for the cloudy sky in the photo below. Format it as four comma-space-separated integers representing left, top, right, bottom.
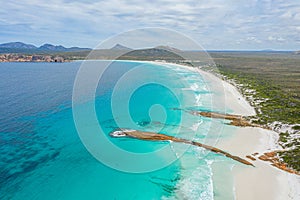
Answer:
1, 0, 300, 50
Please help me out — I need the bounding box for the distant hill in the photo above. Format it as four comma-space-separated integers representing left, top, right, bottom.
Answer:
155, 45, 182, 52
0, 42, 37, 49
260, 49, 276, 52
0, 42, 91, 53
38, 44, 66, 52
88, 45, 184, 61
118, 48, 184, 61
110, 44, 132, 51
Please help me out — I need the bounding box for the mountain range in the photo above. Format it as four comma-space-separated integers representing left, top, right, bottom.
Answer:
0, 42, 91, 53
1, 42, 297, 55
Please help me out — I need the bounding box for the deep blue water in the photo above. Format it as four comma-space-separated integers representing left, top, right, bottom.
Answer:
0, 61, 232, 199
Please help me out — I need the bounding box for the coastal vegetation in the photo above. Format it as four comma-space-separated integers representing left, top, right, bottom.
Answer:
211, 52, 300, 172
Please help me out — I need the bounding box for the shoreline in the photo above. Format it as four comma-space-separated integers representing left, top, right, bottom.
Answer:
4, 59, 297, 198
153, 61, 300, 199
196, 66, 300, 200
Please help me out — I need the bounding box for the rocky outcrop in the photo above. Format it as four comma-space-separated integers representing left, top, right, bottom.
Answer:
188, 110, 299, 175
248, 151, 300, 175
246, 155, 256, 161
190, 111, 270, 129
110, 129, 254, 166
258, 151, 299, 175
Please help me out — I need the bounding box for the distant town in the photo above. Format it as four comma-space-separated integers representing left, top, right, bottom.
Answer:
0, 54, 67, 62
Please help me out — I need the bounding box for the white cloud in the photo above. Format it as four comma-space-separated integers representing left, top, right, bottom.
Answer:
268, 36, 286, 42
246, 37, 262, 43
0, 0, 299, 50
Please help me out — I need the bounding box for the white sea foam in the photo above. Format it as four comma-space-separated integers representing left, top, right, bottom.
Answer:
190, 121, 202, 131
155, 61, 217, 200
110, 130, 127, 137
171, 153, 214, 200
110, 129, 136, 137
195, 94, 202, 106
190, 83, 199, 91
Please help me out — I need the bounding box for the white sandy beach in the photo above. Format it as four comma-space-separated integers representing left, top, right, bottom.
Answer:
196, 67, 300, 200
155, 61, 299, 200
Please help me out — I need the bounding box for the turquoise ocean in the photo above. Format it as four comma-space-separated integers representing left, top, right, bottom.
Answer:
0, 61, 236, 199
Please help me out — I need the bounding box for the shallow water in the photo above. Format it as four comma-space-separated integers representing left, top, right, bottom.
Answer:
0, 61, 234, 199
